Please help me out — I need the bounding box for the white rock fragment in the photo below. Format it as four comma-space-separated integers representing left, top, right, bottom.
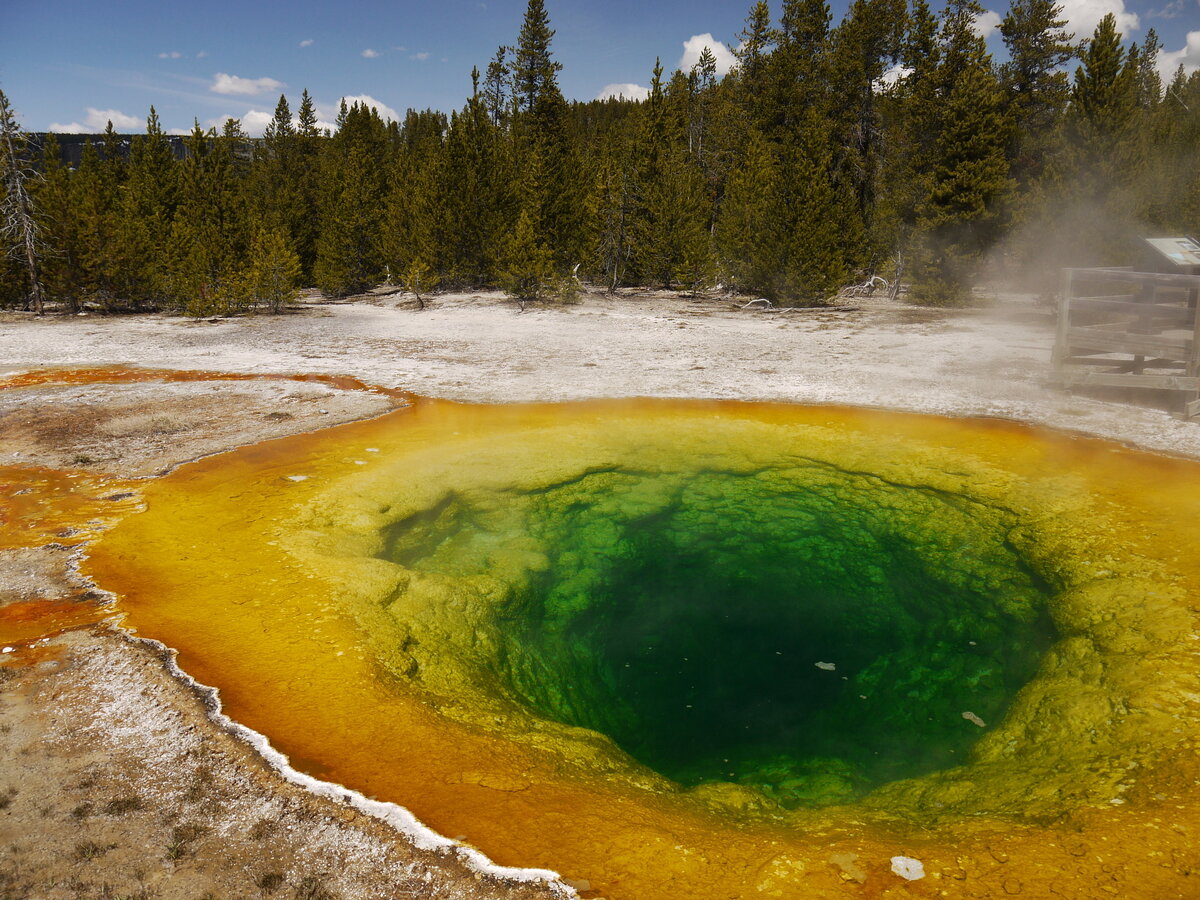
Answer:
285, 475, 308, 482
891, 856, 925, 880
962, 711, 986, 727
365, 447, 380, 452
815, 661, 836, 671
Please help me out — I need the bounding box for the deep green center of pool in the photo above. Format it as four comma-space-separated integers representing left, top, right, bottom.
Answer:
380, 464, 1057, 807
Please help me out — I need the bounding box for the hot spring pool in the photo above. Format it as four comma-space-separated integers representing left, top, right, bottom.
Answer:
83, 397, 1200, 898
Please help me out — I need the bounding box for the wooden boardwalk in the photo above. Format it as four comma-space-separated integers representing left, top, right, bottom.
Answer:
1055, 267, 1200, 418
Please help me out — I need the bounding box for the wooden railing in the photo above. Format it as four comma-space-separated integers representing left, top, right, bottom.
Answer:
1055, 267, 1200, 418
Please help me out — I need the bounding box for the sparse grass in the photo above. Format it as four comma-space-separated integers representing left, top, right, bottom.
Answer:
71, 454, 95, 465
256, 872, 284, 894
183, 765, 213, 803
249, 818, 274, 841
166, 823, 208, 860
102, 797, 143, 816
0, 788, 16, 810
295, 874, 336, 900
69, 803, 93, 820
73, 841, 114, 861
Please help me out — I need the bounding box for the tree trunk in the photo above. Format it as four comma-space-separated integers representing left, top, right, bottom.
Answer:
0, 91, 44, 315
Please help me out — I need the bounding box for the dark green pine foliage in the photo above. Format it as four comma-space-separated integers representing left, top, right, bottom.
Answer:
875, 0, 938, 277
714, 127, 783, 296
734, 1, 776, 126
1052, 13, 1140, 264
116, 107, 178, 308
629, 61, 714, 290
253, 96, 306, 262
758, 0, 856, 303
827, 0, 907, 265
378, 140, 443, 289
438, 69, 516, 284
512, 0, 583, 268
907, 0, 1012, 305
66, 124, 125, 309
242, 225, 301, 313
314, 102, 389, 296
996, 0, 1074, 277
168, 123, 244, 315
291, 90, 323, 280
1070, 14, 1137, 165
584, 130, 636, 292
498, 206, 557, 303
999, 0, 1074, 186
35, 134, 84, 312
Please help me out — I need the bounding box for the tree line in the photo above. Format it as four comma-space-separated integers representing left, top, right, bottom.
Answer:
2, 0, 1198, 314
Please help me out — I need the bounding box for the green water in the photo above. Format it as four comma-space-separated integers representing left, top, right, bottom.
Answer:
380, 463, 1056, 807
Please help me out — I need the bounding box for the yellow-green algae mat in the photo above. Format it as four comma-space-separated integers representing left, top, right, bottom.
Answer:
81, 397, 1200, 898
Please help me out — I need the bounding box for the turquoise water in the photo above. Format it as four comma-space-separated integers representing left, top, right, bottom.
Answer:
382, 464, 1057, 807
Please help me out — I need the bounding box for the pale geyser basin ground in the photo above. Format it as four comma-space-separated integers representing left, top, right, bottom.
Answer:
81, 394, 1200, 900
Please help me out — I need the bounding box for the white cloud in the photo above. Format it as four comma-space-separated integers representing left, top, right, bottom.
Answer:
158, 51, 182, 60
362, 48, 380, 58
1149, 0, 1185, 18
197, 50, 208, 59
972, 10, 1003, 39
85, 107, 142, 130
332, 94, 401, 124
1057, 0, 1139, 40
596, 82, 650, 101
210, 72, 286, 96
1159, 30, 1200, 78
206, 110, 273, 136
876, 63, 912, 89
412, 51, 431, 61
48, 107, 143, 134
679, 34, 737, 77
300, 38, 314, 48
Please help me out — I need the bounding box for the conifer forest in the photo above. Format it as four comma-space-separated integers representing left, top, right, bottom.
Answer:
2, 0, 1197, 315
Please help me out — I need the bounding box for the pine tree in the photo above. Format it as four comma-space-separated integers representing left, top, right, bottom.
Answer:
907, 0, 1013, 305
117, 107, 178, 307
513, 0, 562, 113
715, 127, 783, 296
498, 207, 556, 305
484, 46, 514, 127
584, 133, 635, 292
436, 69, 516, 284
314, 102, 389, 295
735, 1, 775, 92
511, 0, 582, 268
84, 123, 126, 308
827, 0, 907, 263
70, 139, 116, 307
240, 226, 300, 313
629, 62, 714, 290
168, 122, 243, 315
768, 0, 833, 137
774, 117, 850, 303
999, 0, 1074, 149
0, 88, 45, 314
1053, 12, 1139, 263
34, 133, 83, 311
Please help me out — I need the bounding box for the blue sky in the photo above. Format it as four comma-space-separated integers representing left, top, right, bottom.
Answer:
2, 0, 1199, 135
